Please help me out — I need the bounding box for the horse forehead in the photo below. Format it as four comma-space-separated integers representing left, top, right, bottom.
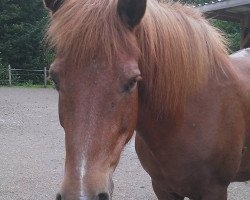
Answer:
56, 56, 139, 76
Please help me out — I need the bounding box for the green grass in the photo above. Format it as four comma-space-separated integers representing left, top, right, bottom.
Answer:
17, 84, 53, 88
0, 80, 54, 88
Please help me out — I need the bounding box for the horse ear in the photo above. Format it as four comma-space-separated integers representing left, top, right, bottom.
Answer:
117, 0, 147, 29
43, 0, 63, 13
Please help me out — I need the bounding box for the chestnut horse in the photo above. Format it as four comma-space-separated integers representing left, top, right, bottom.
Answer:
43, 0, 250, 199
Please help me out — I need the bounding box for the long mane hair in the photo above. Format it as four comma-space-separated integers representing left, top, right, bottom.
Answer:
46, 0, 236, 116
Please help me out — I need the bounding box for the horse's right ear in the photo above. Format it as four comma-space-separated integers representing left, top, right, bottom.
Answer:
43, 0, 63, 13
117, 0, 147, 29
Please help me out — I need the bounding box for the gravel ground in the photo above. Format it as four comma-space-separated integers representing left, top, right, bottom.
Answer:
0, 87, 249, 200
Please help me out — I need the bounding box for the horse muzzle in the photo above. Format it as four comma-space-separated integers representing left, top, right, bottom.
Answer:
56, 192, 110, 200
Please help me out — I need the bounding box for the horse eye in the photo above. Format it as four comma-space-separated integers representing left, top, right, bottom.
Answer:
52, 79, 60, 91
49, 72, 60, 91
123, 76, 142, 93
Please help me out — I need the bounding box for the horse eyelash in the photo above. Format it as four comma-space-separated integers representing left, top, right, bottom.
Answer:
123, 77, 138, 93
49, 73, 60, 91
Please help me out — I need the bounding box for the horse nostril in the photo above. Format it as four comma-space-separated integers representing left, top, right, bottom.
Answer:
56, 193, 62, 200
98, 193, 109, 200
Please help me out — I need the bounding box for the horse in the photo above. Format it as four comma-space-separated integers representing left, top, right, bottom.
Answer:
43, 0, 250, 199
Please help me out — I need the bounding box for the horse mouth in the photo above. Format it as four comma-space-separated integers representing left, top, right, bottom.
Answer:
56, 192, 111, 200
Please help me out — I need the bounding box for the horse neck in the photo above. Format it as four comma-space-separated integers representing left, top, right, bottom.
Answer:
135, 1, 236, 120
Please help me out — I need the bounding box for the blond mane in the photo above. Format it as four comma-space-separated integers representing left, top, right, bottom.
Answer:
46, 0, 140, 66
46, 0, 235, 116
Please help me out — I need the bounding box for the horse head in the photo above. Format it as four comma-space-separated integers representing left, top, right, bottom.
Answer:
44, 0, 146, 199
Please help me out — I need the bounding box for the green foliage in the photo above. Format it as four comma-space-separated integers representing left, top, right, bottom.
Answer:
0, 58, 8, 85
0, 0, 54, 84
175, 0, 241, 52
212, 20, 240, 52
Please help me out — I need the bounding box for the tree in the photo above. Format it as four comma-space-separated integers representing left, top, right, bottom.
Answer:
174, 0, 240, 51
0, 0, 54, 84
212, 20, 240, 52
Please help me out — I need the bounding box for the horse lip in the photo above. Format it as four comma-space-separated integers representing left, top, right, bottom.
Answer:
79, 195, 88, 200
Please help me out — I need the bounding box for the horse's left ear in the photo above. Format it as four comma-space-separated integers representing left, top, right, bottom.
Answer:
117, 0, 147, 29
43, 0, 63, 13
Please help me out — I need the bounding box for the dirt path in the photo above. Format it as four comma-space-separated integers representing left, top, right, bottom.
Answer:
0, 87, 249, 200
